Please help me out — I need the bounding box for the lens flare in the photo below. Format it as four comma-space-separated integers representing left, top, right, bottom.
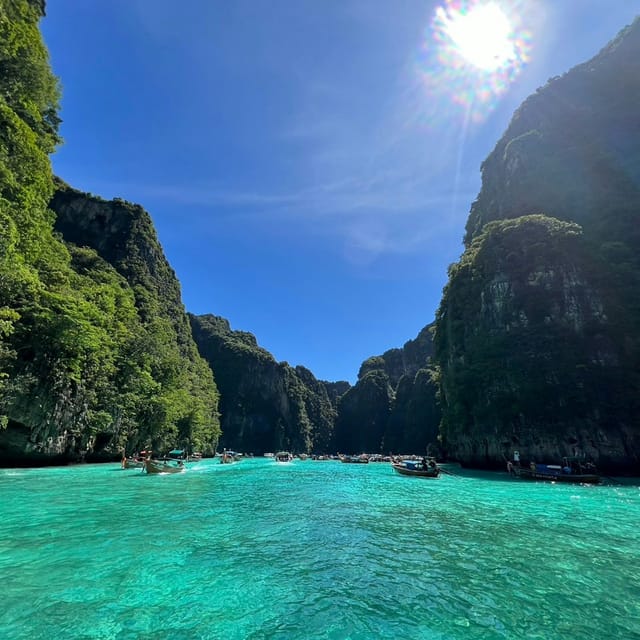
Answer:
439, 2, 516, 71
415, 0, 532, 125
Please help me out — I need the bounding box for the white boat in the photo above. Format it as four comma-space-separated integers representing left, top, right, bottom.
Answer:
275, 451, 293, 463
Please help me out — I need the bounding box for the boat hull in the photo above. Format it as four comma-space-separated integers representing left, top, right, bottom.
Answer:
123, 459, 145, 469
392, 463, 440, 478
515, 468, 601, 484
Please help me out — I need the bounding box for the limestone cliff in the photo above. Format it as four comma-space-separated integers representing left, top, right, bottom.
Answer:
0, 2, 220, 465
189, 314, 338, 454
434, 18, 640, 473
48, 184, 221, 457
334, 325, 441, 454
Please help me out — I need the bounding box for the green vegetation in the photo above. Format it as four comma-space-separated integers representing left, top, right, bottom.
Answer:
436, 217, 607, 441
0, 1, 219, 463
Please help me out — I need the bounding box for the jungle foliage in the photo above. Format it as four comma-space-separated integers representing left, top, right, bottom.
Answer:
0, 1, 220, 463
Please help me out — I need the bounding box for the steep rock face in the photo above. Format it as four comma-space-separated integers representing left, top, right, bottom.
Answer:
2, 184, 221, 464
334, 370, 393, 454
322, 380, 351, 406
384, 369, 441, 455
46, 185, 221, 458
189, 314, 337, 454
435, 19, 640, 473
1, 246, 145, 465
51, 182, 186, 329
335, 325, 440, 454
358, 325, 434, 387
435, 216, 638, 469
465, 18, 640, 246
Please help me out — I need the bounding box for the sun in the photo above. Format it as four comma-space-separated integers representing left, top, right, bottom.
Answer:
437, 2, 516, 71
416, 0, 531, 124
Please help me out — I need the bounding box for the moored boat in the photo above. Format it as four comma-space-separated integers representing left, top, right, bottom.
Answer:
123, 458, 144, 469
340, 454, 369, 463
275, 451, 293, 463
392, 457, 440, 478
510, 459, 601, 484
167, 449, 188, 461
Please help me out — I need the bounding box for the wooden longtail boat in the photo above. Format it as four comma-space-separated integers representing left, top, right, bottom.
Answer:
392, 459, 440, 478
512, 462, 600, 484
220, 450, 241, 464
123, 457, 145, 469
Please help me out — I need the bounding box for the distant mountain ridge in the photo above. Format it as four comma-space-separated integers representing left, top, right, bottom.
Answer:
334, 324, 441, 455
189, 314, 340, 454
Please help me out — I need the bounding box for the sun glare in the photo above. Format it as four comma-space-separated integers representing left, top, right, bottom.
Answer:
439, 2, 515, 71
414, 0, 532, 126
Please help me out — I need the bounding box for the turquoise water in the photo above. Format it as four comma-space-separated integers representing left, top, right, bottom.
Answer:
1, 459, 639, 640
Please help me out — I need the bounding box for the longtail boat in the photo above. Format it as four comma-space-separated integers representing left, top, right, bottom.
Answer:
392, 458, 440, 478
511, 461, 600, 484
144, 458, 186, 474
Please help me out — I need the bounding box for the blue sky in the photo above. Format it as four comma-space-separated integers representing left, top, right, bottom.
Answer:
41, 1, 638, 383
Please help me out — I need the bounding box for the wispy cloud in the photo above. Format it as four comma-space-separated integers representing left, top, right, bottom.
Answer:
87, 172, 475, 268
96, 175, 475, 220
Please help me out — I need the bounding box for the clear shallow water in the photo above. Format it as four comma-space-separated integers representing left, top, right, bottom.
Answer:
1, 460, 639, 640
